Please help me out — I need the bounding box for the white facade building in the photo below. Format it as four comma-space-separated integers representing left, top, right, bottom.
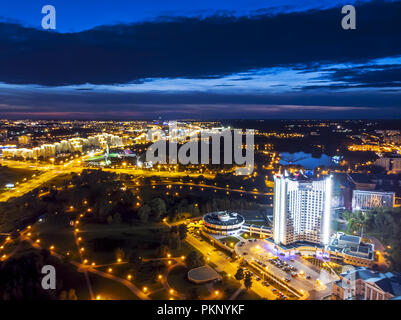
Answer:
2, 133, 123, 160
273, 172, 333, 246
352, 190, 395, 212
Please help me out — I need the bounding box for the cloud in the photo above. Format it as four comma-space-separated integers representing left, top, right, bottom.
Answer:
0, 1, 400, 86
1, 82, 401, 119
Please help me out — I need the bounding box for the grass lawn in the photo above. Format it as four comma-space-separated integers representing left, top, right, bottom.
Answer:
30, 218, 79, 260
96, 261, 165, 293
239, 232, 261, 240
174, 241, 204, 258
42, 173, 74, 189
149, 289, 171, 300
46, 254, 91, 300
88, 273, 140, 300
0, 167, 41, 190
219, 236, 240, 246
236, 289, 263, 300
45, 246, 141, 300
4, 244, 92, 300
79, 222, 169, 264
80, 222, 203, 265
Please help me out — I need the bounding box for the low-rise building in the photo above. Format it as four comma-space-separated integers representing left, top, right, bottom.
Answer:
352, 189, 395, 212
202, 211, 245, 236
332, 267, 401, 300
327, 232, 375, 268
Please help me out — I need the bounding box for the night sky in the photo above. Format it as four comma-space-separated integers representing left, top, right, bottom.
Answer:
0, 0, 400, 120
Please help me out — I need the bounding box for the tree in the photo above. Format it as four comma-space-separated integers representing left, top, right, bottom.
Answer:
113, 212, 122, 224
186, 251, 205, 269
150, 198, 166, 221
68, 289, 78, 300
189, 288, 200, 300
343, 210, 368, 235
40, 248, 51, 261
138, 204, 151, 223
128, 251, 143, 271
106, 215, 113, 225
115, 248, 125, 261
244, 272, 253, 290
169, 234, 181, 250
60, 289, 78, 300
59, 290, 67, 300
178, 224, 188, 241
235, 268, 244, 281
158, 245, 170, 258
0, 251, 57, 300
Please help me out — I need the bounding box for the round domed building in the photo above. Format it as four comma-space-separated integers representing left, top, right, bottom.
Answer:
202, 211, 245, 236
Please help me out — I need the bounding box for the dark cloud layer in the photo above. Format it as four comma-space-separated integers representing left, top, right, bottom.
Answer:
303, 64, 401, 90
1, 85, 401, 120
0, 1, 400, 86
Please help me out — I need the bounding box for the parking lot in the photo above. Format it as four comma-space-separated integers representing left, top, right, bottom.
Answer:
235, 239, 338, 299
187, 230, 280, 300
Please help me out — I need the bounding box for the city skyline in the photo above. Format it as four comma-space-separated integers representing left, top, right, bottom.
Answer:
1, 0, 401, 305
1, 119, 401, 302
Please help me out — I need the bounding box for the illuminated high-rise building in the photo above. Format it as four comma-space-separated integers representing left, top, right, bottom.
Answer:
273, 171, 332, 246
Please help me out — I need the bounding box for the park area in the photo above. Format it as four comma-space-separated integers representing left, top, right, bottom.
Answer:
0, 166, 40, 190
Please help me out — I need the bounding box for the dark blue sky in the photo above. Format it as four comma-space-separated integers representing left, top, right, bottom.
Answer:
0, 0, 367, 32
0, 0, 400, 119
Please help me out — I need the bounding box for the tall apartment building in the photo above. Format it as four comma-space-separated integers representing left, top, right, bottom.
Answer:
352, 190, 395, 212
2, 133, 123, 160
273, 171, 332, 246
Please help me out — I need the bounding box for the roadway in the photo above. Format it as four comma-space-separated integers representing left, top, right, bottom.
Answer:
134, 180, 273, 196
0, 157, 226, 202
0, 158, 83, 202
185, 232, 278, 300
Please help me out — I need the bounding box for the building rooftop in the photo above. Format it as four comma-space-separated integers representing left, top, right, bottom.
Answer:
338, 267, 401, 298
203, 211, 245, 226
338, 233, 361, 245
328, 232, 374, 260
265, 238, 324, 251
348, 173, 374, 184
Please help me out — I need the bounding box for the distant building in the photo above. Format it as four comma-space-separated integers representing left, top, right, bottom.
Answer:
377, 130, 401, 145
332, 267, 401, 300
18, 135, 31, 146
348, 173, 376, 191
375, 155, 401, 173
273, 171, 333, 246
2, 133, 123, 160
0, 129, 7, 139
352, 190, 395, 212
